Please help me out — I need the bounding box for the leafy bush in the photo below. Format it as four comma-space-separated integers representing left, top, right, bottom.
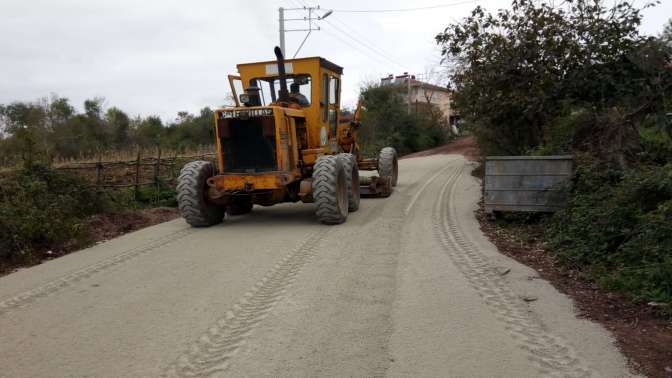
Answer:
135, 180, 178, 207
639, 127, 672, 165
547, 160, 672, 306
0, 165, 107, 261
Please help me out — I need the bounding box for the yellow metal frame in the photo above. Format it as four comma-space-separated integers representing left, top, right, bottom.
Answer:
209, 56, 347, 196
235, 57, 342, 152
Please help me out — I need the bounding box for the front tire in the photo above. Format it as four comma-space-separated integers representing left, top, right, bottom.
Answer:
378, 147, 398, 187
338, 153, 360, 212
313, 155, 348, 225
177, 161, 224, 227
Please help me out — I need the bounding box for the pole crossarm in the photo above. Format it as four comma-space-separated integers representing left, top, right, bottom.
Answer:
278, 5, 332, 56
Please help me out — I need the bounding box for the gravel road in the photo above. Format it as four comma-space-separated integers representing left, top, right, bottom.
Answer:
0, 155, 638, 377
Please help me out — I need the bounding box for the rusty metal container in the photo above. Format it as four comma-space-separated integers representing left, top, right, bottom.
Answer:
484, 155, 573, 213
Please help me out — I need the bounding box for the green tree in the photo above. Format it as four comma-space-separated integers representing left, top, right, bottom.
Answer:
133, 115, 164, 147
106, 107, 131, 148
164, 107, 214, 150
662, 18, 672, 46
359, 83, 449, 154
0, 101, 49, 166
436, 0, 670, 161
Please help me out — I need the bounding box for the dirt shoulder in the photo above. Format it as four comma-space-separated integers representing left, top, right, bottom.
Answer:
0, 207, 179, 277
414, 136, 672, 378
477, 210, 672, 378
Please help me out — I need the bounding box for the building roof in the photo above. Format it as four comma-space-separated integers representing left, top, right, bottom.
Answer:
380, 73, 450, 93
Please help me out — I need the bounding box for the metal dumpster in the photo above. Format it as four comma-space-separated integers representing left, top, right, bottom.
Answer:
484, 155, 573, 214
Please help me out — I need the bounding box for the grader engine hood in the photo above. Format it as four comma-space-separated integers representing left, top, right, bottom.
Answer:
216, 107, 278, 174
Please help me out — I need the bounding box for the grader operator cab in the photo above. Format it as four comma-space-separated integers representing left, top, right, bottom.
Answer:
177, 47, 398, 226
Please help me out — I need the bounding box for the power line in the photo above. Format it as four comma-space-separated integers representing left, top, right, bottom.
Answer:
328, 15, 405, 71
292, 0, 404, 69
287, 0, 406, 71
286, 0, 412, 78
320, 27, 396, 68
322, 19, 406, 71
332, 0, 477, 13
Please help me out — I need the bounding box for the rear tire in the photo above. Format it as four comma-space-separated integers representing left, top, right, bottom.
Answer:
177, 161, 224, 227
338, 153, 360, 212
313, 155, 348, 225
378, 147, 398, 187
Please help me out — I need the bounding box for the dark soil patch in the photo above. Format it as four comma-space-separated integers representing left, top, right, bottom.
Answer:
0, 207, 179, 277
476, 208, 672, 378
85, 207, 179, 241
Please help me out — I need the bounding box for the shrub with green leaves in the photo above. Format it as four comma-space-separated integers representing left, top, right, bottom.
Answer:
547, 160, 672, 306
0, 165, 106, 261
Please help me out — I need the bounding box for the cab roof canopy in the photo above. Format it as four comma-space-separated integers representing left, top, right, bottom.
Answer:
237, 56, 343, 76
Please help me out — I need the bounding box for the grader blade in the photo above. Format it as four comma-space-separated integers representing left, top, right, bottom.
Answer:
359, 175, 392, 198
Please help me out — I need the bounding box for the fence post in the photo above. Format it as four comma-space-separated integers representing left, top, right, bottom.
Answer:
154, 145, 161, 204
170, 151, 178, 182
96, 154, 102, 191
134, 150, 141, 201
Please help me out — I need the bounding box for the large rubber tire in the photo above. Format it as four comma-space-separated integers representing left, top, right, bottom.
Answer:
177, 161, 224, 227
313, 155, 348, 225
338, 153, 360, 212
378, 147, 398, 187
228, 199, 253, 215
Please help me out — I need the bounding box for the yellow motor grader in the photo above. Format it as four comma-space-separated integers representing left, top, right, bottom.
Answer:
177, 47, 398, 226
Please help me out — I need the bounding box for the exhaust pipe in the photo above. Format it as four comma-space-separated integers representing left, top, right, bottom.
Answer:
274, 46, 290, 103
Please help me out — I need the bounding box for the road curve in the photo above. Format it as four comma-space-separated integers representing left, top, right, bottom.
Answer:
0, 155, 637, 378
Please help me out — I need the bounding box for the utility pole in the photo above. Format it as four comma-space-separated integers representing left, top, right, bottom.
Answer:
279, 7, 286, 54
278, 6, 333, 58
407, 73, 412, 115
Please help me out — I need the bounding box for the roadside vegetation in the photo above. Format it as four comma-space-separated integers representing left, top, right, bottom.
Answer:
357, 83, 455, 155
0, 162, 182, 274
0, 98, 215, 272
437, 0, 672, 309
0, 165, 105, 267
0, 97, 216, 168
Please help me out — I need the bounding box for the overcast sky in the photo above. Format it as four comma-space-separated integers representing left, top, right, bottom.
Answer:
1, 0, 670, 122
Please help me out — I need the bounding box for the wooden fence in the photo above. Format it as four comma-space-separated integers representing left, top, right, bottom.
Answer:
54, 150, 217, 199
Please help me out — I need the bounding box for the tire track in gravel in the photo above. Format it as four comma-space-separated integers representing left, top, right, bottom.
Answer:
433, 165, 597, 378
161, 162, 449, 378
160, 159, 463, 377
0, 227, 196, 316
397, 156, 459, 197
161, 229, 329, 378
